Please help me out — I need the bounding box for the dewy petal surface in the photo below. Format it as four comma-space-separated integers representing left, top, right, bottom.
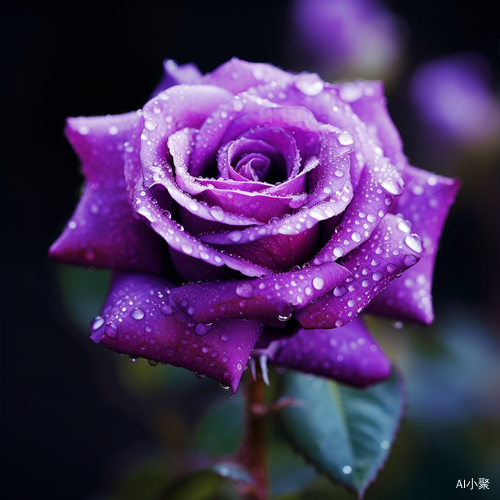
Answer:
49, 113, 163, 273
93, 272, 263, 393
366, 166, 461, 324
296, 214, 422, 329
199, 57, 294, 95
151, 59, 203, 98
255, 319, 391, 388
170, 262, 351, 324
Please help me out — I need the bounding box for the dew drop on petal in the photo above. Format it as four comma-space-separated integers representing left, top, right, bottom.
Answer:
405, 234, 423, 253
105, 321, 117, 338
92, 316, 104, 330
220, 334, 230, 342
403, 254, 418, 267
338, 132, 354, 146
130, 308, 145, 320
312, 277, 325, 290
195, 323, 211, 336
161, 305, 173, 315
236, 282, 255, 298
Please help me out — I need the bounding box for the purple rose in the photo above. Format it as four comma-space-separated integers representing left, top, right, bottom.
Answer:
49, 58, 459, 393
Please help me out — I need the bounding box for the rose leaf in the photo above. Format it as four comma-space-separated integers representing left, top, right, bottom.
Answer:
276, 368, 405, 498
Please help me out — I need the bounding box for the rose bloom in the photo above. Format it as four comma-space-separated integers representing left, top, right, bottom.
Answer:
50, 58, 459, 393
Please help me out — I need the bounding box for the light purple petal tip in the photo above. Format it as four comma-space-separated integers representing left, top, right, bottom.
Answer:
151, 59, 203, 98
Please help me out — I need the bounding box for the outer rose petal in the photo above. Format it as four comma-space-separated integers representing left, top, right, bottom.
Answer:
366, 166, 461, 324
296, 213, 422, 329
151, 59, 203, 97
170, 262, 351, 323
337, 80, 408, 171
199, 57, 294, 95
254, 319, 391, 388
49, 113, 163, 273
92, 272, 263, 393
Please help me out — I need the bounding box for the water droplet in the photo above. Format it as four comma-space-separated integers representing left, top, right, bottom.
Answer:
195, 323, 212, 336
397, 219, 412, 233
161, 305, 173, 315
381, 178, 403, 195
92, 316, 104, 330
342, 466, 352, 474
351, 232, 361, 242
403, 254, 418, 267
380, 440, 390, 449
129, 356, 139, 363
130, 308, 145, 320
405, 234, 423, 253
104, 321, 117, 338
312, 277, 325, 290
386, 264, 397, 273
108, 125, 119, 135
181, 242, 193, 254
219, 382, 231, 391
295, 76, 324, 96
236, 282, 255, 298
338, 132, 354, 146
148, 359, 159, 366
220, 334, 230, 342
278, 313, 292, 322
144, 120, 157, 131
335, 319, 344, 328
333, 247, 344, 258
187, 305, 196, 315
333, 285, 347, 297
372, 272, 383, 282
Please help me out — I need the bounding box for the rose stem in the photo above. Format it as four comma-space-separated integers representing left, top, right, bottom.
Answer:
237, 372, 269, 500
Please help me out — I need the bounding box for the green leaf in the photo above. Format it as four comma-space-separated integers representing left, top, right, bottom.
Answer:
277, 369, 405, 498
160, 463, 254, 500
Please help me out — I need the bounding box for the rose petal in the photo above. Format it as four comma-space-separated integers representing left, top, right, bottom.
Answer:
366, 166, 461, 324
254, 319, 391, 388
133, 181, 271, 278
140, 84, 234, 188
49, 113, 163, 273
189, 93, 277, 177
311, 155, 402, 266
151, 58, 203, 98
93, 272, 263, 393
296, 213, 422, 329
339, 80, 408, 171
199, 57, 294, 95
170, 261, 351, 323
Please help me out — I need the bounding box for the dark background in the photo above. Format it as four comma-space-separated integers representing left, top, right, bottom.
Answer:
3, 1, 499, 498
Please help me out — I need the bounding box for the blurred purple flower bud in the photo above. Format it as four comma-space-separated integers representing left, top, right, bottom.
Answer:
287, 0, 408, 81
409, 52, 500, 148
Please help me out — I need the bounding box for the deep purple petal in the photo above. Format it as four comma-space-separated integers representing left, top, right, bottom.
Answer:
255, 319, 391, 388
366, 166, 461, 324
49, 113, 163, 273
296, 213, 422, 329
199, 57, 294, 95
170, 262, 351, 324
151, 59, 203, 98
92, 272, 263, 393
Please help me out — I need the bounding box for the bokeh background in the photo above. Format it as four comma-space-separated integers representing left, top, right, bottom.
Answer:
3, 1, 499, 498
